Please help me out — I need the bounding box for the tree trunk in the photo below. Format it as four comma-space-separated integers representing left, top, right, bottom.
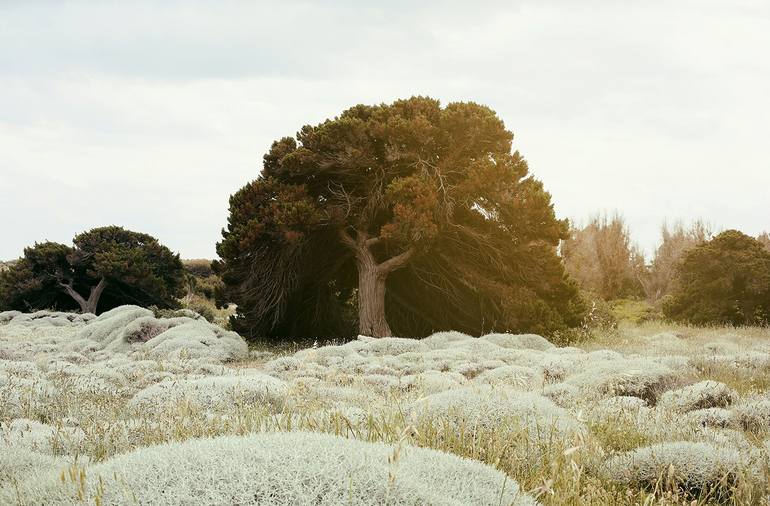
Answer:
356, 250, 392, 337
341, 229, 415, 337
60, 277, 108, 314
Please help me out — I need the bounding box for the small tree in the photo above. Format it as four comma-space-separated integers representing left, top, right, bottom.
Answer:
642, 220, 712, 302
216, 97, 584, 339
663, 230, 770, 325
0, 226, 185, 314
561, 213, 644, 300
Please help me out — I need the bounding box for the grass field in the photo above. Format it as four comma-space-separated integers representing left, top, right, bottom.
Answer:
2, 307, 770, 504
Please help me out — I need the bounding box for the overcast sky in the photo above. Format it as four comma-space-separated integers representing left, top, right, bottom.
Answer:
1, 0, 768, 260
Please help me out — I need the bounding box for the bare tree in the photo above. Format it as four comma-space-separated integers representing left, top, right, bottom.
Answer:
642, 220, 713, 302
561, 213, 644, 300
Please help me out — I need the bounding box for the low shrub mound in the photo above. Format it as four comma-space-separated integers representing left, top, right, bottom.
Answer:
473, 365, 544, 389
408, 385, 586, 469
659, 381, 738, 413
78, 305, 248, 362
129, 374, 289, 412
480, 333, 556, 351
564, 358, 684, 404
602, 441, 743, 500
0, 418, 84, 455
0, 445, 69, 494
6, 431, 536, 506
733, 400, 770, 432
0, 311, 94, 327
686, 408, 735, 429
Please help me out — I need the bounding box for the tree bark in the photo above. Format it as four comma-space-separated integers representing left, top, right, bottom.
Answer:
356, 245, 391, 337
60, 277, 108, 314
340, 229, 415, 337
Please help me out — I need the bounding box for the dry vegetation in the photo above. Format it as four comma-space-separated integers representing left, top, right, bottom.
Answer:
2, 308, 770, 505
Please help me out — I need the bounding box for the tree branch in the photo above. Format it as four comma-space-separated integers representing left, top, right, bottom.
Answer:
338, 228, 356, 249
59, 280, 88, 310
88, 277, 108, 309
377, 246, 416, 275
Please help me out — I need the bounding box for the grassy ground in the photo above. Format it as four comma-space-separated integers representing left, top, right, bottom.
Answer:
3, 313, 770, 505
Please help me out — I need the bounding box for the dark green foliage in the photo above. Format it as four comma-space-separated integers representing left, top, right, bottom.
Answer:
216, 96, 585, 340
664, 230, 770, 325
0, 226, 185, 314
0, 242, 77, 311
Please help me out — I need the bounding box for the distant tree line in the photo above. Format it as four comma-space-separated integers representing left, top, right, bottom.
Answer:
561, 215, 770, 326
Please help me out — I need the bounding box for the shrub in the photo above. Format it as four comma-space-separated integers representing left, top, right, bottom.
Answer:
601, 441, 743, 500
686, 408, 735, 429
733, 400, 770, 432
564, 357, 684, 404
129, 374, 289, 412
0, 418, 84, 455
7, 431, 536, 505
479, 333, 556, 351
76, 305, 248, 362
473, 365, 544, 389
408, 384, 586, 467
0, 445, 69, 497
659, 381, 738, 413
664, 230, 770, 325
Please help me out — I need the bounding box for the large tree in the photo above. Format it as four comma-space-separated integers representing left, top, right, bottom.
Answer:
216, 97, 584, 338
663, 230, 770, 325
0, 226, 185, 314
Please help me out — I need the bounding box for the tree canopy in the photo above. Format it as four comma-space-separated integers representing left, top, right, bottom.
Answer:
0, 226, 185, 314
663, 230, 770, 325
215, 96, 585, 339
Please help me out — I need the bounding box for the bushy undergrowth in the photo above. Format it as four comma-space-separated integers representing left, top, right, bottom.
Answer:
2, 310, 770, 505
6, 431, 536, 505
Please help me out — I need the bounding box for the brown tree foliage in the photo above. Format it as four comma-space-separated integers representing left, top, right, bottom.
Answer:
642, 220, 712, 303
561, 213, 645, 300
758, 232, 770, 252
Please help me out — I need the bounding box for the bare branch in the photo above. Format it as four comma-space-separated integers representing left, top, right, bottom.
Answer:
338, 228, 357, 249
377, 246, 416, 275
59, 281, 88, 311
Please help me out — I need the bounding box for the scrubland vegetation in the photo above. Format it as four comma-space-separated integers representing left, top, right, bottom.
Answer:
2, 97, 770, 504
3, 306, 770, 504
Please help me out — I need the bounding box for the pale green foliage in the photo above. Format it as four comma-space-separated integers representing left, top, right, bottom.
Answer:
0, 418, 84, 455
686, 408, 735, 428
479, 333, 556, 351
77, 305, 248, 361
8, 432, 535, 506
0, 444, 69, 493
129, 374, 289, 412
733, 400, 770, 432
659, 380, 738, 413
602, 442, 743, 498
473, 365, 544, 389
5, 312, 770, 504
564, 357, 684, 404
408, 385, 586, 471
